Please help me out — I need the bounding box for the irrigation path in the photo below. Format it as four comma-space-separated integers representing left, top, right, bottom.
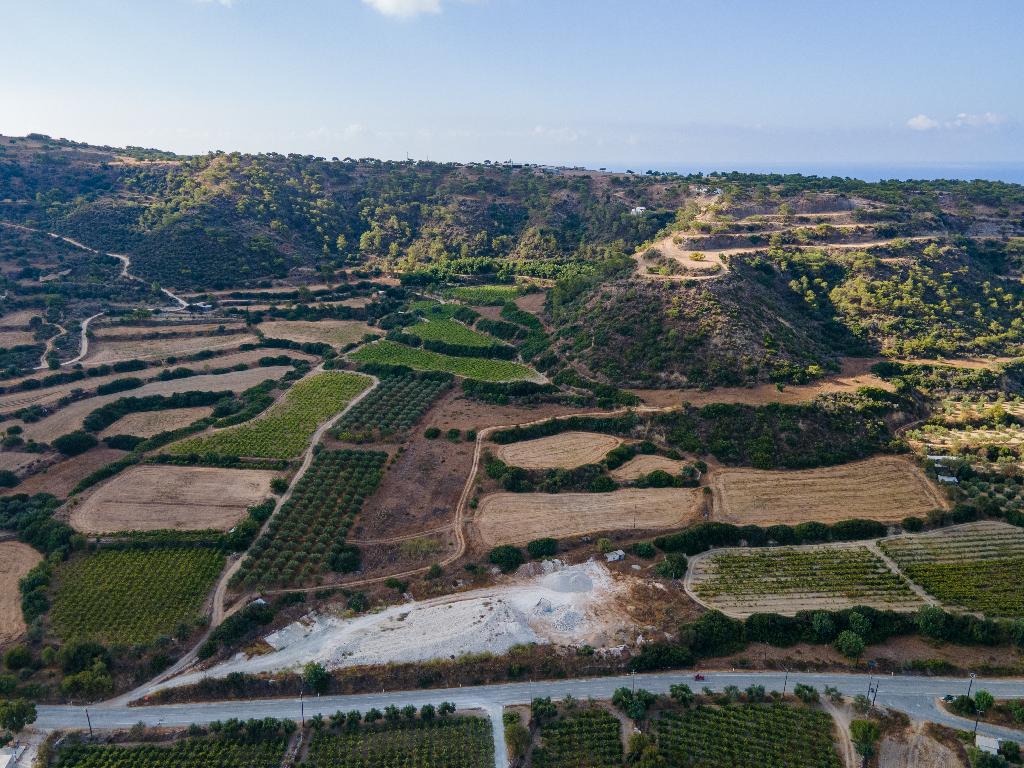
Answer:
32, 670, 1024, 768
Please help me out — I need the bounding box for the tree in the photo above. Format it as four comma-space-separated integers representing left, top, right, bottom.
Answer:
52, 430, 98, 457
438, 701, 456, 718
612, 687, 656, 721
850, 719, 880, 763
811, 612, 836, 643
0, 699, 36, 734
669, 683, 694, 707
489, 545, 524, 573
916, 606, 949, 640
834, 629, 865, 658
975, 689, 995, 715
419, 703, 435, 721
530, 697, 557, 724
303, 662, 330, 694
793, 683, 819, 704
527, 537, 558, 559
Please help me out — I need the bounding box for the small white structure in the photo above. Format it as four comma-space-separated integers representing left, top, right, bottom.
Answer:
605, 549, 625, 562
0, 748, 19, 768
975, 734, 1000, 755
629, 206, 647, 216
937, 475, 959, 485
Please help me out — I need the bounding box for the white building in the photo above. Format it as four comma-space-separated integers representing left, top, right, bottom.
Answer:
975, 734, 1000, 755
937, 475, 959, 484
629, 206, 647, 216
605, 550, 625, 562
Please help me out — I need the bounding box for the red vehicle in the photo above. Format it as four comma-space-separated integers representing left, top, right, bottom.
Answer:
693, 674, 705, 682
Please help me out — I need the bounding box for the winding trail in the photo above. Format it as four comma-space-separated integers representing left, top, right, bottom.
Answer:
32, 324, 65, 370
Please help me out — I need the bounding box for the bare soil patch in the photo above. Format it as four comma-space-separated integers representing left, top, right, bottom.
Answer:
2, 446, 127, 498
0, 451, 48, 474
0, 329, 37, 347
20, 365, 292, 443
427, 388, 594, 432
879, 723, 968, 768
98, 406, 214, 438
514, 292, 547, 314
473, 487, 703, 547
92, 321, 245, 339
0, 541, 42, 643
69, 465, 278, 534
82, 332, 257, 364
0, 309, 40, 328
635, 233, 730, 280
257, 320, 378, 347
610, 454, 688, 481
493, 431, 621, 469
710, 456, 948, 526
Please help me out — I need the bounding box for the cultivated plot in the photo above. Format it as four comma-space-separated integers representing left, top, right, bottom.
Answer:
710, 456, 946, 526
69, 464, 278, 533
306, 718, 494, 768
257, 319, 378, 348
98, 406, 214, 438
82, 331, 258, 364
689, 543, 924, 617
493, 431, 622, 469
909, 423, 1024, 450
0, 540, 42, 643
351, 340, 538, 382
474, 487, 702, 546
609, 454, 688, 481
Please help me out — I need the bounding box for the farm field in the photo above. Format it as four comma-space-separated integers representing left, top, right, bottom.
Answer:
98, 405, 214, 438
610, 454, 688, 481
653, 704, 843, 768
959, 473, 1024, 515
171, 371, 371, 458
493, 431, 622, 469
710, 456, 946, 526
69, 464, 278, 533
56, 737, 288, 767
444, 284, 523, 304
880, 521, 1024, 617
50, 547, 225, 644
0, 329, 37, 346
305, 718, 494, 768
351, 340, 538, 382
332, 372, 451, 440
0, 309, 41, 327
92, 321, 245, 339
689, 543, 924, 617
234, 449, 387, 587
19, 365, 293, 443
257, 319, 378, 347
406, 318, 500, 347
0, 540, 42, 643
0, 450, 45, 473
532, 708, 623, 768
938, 397, 1024, 422
474, 488, 703, 547
2, 446, 126, 498
82, 331, 258, 364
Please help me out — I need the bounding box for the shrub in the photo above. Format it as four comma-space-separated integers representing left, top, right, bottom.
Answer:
488, 545, 524, 573
526, 538, 558, 559
834, 629, 865, 658
52, 430, 98, 456
424, 427, 441, 439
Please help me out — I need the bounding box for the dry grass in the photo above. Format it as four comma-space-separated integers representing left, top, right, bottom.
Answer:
710, 456, 947, 526
92, 321, 245, 339
610, 454, 687, 481
82, 332, 257, 364
257, 319, 378, 347
69, 465, 278, 534
20, 365, 292, 442
0, 541, 42, 643
1, 447, 127, 498
0, 330, 38, 347
474, 487, 703, 546
0, 451, 46, 473
98, 406, 214, 438
493, 431, 621, 469
0, 309, 41, 328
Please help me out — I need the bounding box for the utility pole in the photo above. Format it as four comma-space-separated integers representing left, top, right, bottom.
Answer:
300, 691, 305, 728
870, 682, 879, 708
866, 674, 873, 697
85, 708, 93, 739
966, 672, 976, 698
631, 671, 636, 693
782, 669, 789, 696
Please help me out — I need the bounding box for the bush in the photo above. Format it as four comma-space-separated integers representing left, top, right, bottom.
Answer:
424, 427, 441, 439
655, 553, 688, 579
834, 629, 865, 658
489, 545, 524, 573
52, 430, 98, 456
3, 646, 31, 671
526, 538, 558, 559
0, 470, 18, 489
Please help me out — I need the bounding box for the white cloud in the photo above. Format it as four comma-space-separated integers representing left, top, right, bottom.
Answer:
949, 111, 1005, 128
195, 0, 237, 6
906, 114, 940, 131
362, 0, 443, 18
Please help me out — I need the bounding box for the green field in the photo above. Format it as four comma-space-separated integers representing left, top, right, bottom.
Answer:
444, 284, 522, 304
532, 709, 623, 768
305, 717, 493, 768
351, 340, 537, 382
654, 704, 842, 768
406, 318, 498, 347
170, 371, 371, 458
51, 548, 225, 644
333, 372, 452, 440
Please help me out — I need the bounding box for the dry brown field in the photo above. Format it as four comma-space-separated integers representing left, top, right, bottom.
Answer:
82, 332, 257, 364
257, 319, 378, 347
69, 465, 278, 533
0, 309, 41, 328
492, 431, 621, 469
0, 541, 42, 643
19, 365, 292, 442
0, 451, 47, 473
2, 447, 127, 498
98, 406, 214, 438
0, 330, 38, 347
473, 487, 703, 546
92, 321, 245, 339
710, 456, 947, 526
610, 454, 688, 481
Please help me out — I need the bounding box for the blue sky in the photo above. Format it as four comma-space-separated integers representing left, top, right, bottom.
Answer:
2, 0, 1022, 173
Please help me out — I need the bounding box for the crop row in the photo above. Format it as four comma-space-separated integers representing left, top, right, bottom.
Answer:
405, 318, 499, 348
56, 739, 286, 768
880, 523, 1024, 564
51, 548, 225, 645
171, 372, 371, 458
333, 373, 451, 440
654, 704, 842, 768
233, 450, 387, 587
350, 340, 537, 382
305, 717, 493, 768
532, 709, 623, 768
896, 558, 1024, 618
443, 284, 522, 305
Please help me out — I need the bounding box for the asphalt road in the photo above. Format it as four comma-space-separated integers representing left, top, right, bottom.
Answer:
37, 668, 1024, 767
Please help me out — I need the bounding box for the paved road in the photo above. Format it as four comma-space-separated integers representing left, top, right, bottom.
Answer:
36, 669, 1024, 768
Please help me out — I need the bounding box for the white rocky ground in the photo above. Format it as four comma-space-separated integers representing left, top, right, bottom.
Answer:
161, 560, 627, 690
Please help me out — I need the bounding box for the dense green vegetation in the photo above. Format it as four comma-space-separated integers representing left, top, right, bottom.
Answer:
50, 548, 224, 645
532, 708, 623, 768
351, 340, 536, 381
170, 371, 370, 458
405, 318, 499, 348
233, 449, 387, 587
443, 284, 523, 304
333, 371, 452, 441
